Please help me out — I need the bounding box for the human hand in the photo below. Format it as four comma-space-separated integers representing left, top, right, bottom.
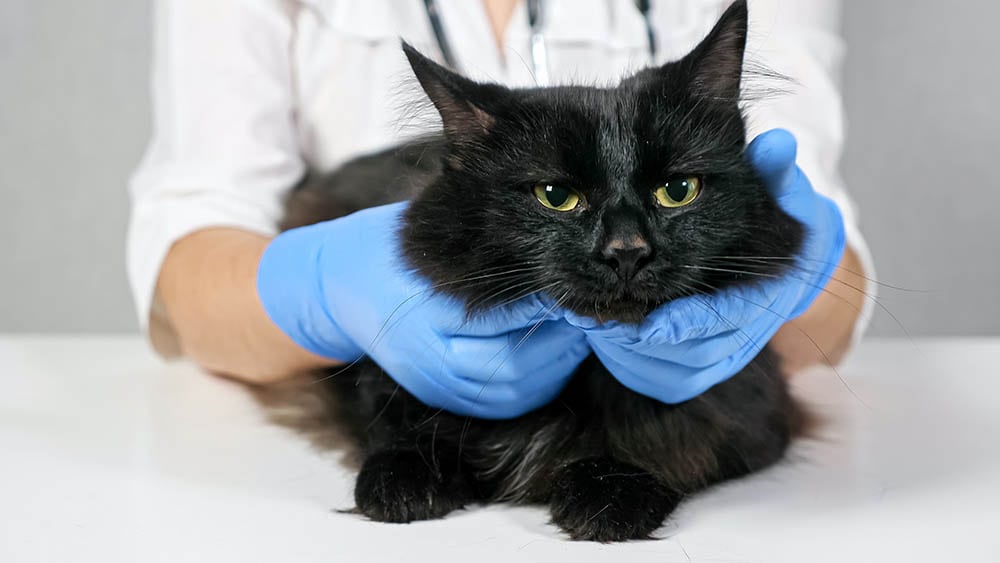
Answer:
566, 129, 846, 403
257, 202, 590, 418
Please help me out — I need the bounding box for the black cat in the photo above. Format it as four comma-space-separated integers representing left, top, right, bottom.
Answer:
278, 1, 806, 542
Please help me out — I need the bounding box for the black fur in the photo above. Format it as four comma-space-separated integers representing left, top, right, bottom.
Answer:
280, 1, 805, 542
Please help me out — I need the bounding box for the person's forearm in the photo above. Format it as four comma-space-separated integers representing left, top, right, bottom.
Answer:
157, 228, 339, 383
770, 246, 867, 374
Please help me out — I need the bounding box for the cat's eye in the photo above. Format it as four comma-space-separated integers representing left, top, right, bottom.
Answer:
654, 177, 702, 208
533, 183, 583, 212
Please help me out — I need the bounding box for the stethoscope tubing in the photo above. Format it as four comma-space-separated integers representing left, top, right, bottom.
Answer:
422, 0, 656, 86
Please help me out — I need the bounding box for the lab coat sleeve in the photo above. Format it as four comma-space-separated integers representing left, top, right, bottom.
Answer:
127, 0, 304, 356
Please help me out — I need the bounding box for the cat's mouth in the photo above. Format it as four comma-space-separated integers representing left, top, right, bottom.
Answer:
554, 282, 689, 325
567, 299, 655, 324
533, 263, 695, 324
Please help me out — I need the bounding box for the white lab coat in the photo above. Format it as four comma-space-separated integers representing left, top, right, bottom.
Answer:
127, 0, 874, 356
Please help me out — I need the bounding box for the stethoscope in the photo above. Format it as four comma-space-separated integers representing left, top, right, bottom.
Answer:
422, 0, 657, 86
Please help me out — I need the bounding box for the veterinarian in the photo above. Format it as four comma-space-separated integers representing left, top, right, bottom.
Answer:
128, 0, 873, 417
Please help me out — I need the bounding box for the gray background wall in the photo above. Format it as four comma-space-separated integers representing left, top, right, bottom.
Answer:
841, 2, 999, 336
1, 1, 148, 332
0, 1, 996, 336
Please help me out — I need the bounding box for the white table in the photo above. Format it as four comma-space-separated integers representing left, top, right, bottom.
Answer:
1, 336, 998, 562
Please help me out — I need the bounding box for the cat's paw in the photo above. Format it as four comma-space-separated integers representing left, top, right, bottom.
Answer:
354, 449, 473, 523
549, 457, 681, 542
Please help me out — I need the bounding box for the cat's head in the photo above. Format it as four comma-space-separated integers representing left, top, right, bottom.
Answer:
401, 0, 803, 323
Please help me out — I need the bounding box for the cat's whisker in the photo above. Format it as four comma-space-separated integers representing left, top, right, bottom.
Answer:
686, 278, 872, 410
312, 273, 535, 385
465, 282, 563, 382
429, 419, 441, 475
318, 266, 548, 385
312, 353, 373, 385
700, 256, 923, 293
365, 384, 401, 431
681, 264, 871, 322
690, 261, 884, 325
488, 282, 563, 311
457, 416, 472, 463
413, 407, 446, 430
756, 264, 929, 299
434, 264, 547, 289
465, 279, 557, 312
682, 262, 922, 358
315, 267, 554, 386
452, 282, 564, 388
681, 264, 783, 279
473, 290, 572, 402
672, 280, 778, 381
443, 272, 544, 294
355, 277, 560, 428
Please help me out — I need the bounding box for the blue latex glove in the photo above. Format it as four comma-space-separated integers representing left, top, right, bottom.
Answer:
257, 201, 590, 419
565, 129, 846, 403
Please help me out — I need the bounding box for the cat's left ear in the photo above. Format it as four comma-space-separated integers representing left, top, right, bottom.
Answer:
402, 42, 505, 138
675, 0, 749, 102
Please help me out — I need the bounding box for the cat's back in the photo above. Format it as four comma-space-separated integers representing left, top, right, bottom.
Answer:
281, 138, 446, 230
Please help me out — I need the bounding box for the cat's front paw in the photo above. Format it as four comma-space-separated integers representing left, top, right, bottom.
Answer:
354, 449, 473, 523
549, 457, 681, 542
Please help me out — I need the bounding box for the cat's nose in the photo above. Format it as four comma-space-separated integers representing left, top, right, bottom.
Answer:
600, 236, 652, 280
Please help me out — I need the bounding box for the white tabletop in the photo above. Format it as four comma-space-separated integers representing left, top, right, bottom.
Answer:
1, 336, 998, 562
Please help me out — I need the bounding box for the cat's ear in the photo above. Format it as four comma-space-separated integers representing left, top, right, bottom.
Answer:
677, 0, 749, 101
402, 42, 501, 138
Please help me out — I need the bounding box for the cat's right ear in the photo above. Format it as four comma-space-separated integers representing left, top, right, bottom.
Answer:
402, 41, 503, 138
675, 0, 749, 102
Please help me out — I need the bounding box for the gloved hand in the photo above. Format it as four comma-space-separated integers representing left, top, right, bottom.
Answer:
257, 201, 590, 419
565, 129, 846, 403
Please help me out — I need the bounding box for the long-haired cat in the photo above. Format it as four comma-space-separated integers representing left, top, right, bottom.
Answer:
274, 1, 806, 541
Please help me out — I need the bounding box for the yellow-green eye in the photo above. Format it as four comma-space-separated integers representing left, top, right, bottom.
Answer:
533, 183, 582, 212
654, 177, 702, 208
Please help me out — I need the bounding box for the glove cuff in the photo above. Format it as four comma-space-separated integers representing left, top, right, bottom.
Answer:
791, 195, 847, 319
256, 225, 364, 362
